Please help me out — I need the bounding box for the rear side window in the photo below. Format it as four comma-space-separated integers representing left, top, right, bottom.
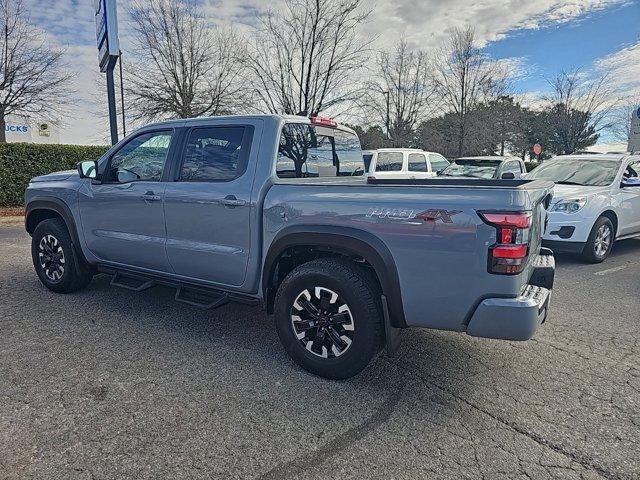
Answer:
277, 123, 364, 178
375, 152, 403, 171
179, 126, 253, 182
408, 153, 427, 172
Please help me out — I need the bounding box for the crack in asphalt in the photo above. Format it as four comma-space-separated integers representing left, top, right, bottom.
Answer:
257, 383, 405, 480
423, 378, 623, 480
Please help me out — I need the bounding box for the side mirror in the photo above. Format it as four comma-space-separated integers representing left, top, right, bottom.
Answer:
621, 177, 640, 187
501, 172, 516, 180
77, 160, 99, 180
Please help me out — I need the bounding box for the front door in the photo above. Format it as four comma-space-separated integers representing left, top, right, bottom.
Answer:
618, 158, 640, 236
78, 129, 174, 272
163, 123, 258, 287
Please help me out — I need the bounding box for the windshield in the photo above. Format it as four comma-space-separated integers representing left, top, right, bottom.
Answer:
440, 159, 501, 179
527, 159, 621, 186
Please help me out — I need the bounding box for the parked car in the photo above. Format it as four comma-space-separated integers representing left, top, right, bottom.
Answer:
527, 153, 640, 262
440, 156, 526, 180
25, 115, 555, 379
367, 148, 450, 180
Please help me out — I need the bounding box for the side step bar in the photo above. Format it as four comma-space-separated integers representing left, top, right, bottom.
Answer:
175, 285, 229, 309
101, 267, 259, 310
110, 272, 156, 292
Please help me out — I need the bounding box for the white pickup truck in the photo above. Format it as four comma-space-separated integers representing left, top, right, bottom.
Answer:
527, 153, 640, 262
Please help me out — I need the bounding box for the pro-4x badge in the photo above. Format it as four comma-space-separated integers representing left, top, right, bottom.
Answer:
416, 209, 462, 223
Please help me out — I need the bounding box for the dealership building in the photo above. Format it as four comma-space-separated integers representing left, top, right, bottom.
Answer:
4, 115, 60, 144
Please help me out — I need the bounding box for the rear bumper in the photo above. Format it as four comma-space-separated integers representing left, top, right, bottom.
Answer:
466, 249, 555, 341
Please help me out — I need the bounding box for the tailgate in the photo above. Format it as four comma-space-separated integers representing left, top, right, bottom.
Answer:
522, 184, 554, 285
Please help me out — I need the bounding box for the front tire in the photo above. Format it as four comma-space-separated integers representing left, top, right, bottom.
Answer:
31, 218, 93, 293
582, 216, 614, 263
274, 259, 383, 379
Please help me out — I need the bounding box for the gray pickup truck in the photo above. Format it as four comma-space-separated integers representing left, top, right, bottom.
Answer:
24, 115, 555, 379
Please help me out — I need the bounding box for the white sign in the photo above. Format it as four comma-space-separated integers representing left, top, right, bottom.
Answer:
629, 106, 640, 153
95, 0, 120, 72
4, 115, 60, 144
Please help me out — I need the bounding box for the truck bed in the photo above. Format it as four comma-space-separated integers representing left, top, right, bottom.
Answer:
263, 179, 554, 332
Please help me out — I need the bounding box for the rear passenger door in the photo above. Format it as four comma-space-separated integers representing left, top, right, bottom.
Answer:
162, 120, 261, 287
407, 153, 434, 178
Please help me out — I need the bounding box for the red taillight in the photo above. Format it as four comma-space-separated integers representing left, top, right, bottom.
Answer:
310, 116, 337, 127
479, 211, 532, 275
480, 212, 531, 228
492, 244, 528, 259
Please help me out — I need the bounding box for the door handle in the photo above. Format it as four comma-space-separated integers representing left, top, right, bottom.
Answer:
219, 195, 246, 207
141, 191, 161, 202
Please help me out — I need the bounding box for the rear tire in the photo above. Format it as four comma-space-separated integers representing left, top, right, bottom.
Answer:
274, 258, 383, 380
582, 216, 614, 263
31, 218, 93, 293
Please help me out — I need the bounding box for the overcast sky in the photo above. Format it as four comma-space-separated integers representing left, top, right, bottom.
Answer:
22, 0, 640, 145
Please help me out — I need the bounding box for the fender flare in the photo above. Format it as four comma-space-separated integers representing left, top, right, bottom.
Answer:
263, 225, 407, 328
25, 197, 88, 264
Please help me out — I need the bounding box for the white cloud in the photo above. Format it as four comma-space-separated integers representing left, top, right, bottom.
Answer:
595, 41, 640, 102
18, 0, 628, 144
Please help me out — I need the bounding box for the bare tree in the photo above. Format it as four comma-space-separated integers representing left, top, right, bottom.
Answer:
433, 26, 509, 156
543, 69, 615, 154
361, 40, 438, 147
126, 0, 244, 121
244, 0, 371, 117
0, 0, 71, 142
606, 97, 638, 144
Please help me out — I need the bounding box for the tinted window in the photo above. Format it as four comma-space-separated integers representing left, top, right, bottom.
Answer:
408, 153, 427, 172
375, 152, 403, 171
429, 154, 449, 172
528, 159, 621, 186
277, 123, 363, 178
180, 126, 252, 182
106, 131, 172, 183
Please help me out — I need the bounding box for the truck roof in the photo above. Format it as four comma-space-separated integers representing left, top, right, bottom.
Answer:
374, 148, 444, 155
142, 114, 357, 135
551, 153, 633, 162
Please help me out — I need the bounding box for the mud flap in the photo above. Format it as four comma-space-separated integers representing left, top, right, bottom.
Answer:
381, 295, 402, 355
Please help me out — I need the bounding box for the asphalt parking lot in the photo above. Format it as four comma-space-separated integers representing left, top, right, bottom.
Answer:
1, 224, 639, 480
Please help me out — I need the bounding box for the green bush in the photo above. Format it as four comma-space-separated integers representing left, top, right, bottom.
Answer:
0, 143, 109, 207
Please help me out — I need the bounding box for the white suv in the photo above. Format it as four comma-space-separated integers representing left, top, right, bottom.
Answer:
368, 148, 450, 180
527, 154, 640, 262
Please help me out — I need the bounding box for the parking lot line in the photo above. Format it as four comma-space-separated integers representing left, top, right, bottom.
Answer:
594, 265, 629, 276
